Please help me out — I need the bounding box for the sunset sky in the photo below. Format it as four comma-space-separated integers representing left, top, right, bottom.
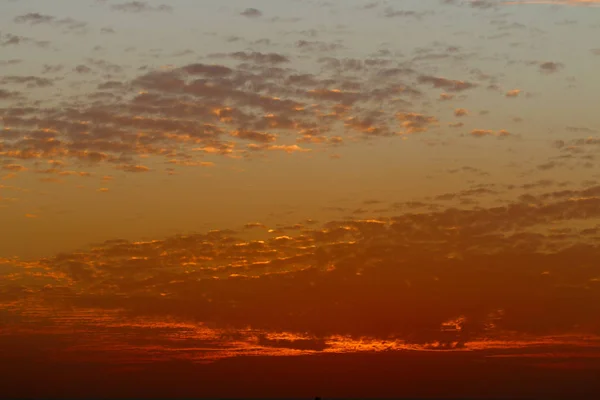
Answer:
2, 0, 600, 398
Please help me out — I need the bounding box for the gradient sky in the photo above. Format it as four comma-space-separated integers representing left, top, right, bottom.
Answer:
2, 0, 600, 398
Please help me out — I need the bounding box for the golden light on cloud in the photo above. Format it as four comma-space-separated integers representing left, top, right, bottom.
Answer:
505, 89, 522, 97
454, 108, 469, 117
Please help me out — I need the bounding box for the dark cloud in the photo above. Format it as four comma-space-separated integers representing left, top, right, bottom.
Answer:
180, 63, 232, 77
13, 13, 87, 31
240, 8, 262, 18
0, 32, 50, 48
296, 40, 344, 52
0, 89, 22, 99
469, 129, 511, 138
111, 1, 173, 13
469, 0, 498, 9
383, 7, 431, 18
447, 166, 490, 176
539, 61, 564, 74
41, 64, 63, 74
74, 65, 92, 74
417, 75, 476, 92
13, 12, 55, 24
361, 1, 381, 9
3, 187, 600, 358
0, 76, 53, 88
0, 59, 22, 66
537, 161, 560, 170
211, 51, 289, 64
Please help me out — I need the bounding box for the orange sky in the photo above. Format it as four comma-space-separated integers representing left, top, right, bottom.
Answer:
1, 0, 600, 398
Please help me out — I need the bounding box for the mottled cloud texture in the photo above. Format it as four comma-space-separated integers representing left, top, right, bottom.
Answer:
1, 0, 600, 398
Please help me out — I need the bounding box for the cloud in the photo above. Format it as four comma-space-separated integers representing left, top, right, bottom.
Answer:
4, 186, 600, 361
539, 61, 564, 73
396, 113, 439, 133
0, 25, 565, 189
244, 222, 267, 229
383, 7, 431, 18
111, 1, 173, 13
308, 89, 359, 104
41, 64, 64, 74
537, 161, 559, 170
469, 0, 499, 7
74, 65, 92, 74
0, 89, 22, 99
0, 59, 22, 66
2, 164, 27, 172
167, 160, 214, 167
0, 32, 50, 48
417, 75, 477, 92
343, 116, 389, 136
14, 12, 55, 24
213, 51, 289, 64
296, 40, 344, 52
469, 129, 511, 137
116, 164, 151, 173
566, 126, 596, 134
179, 63, 232, 76
1, 75, 53, 88
248, 144, 310, 154
454, 108, 469, 117
503, 0, 600, 5
240, 8, 262, 18
231, 130, 277, 143
13, 13, 87, 31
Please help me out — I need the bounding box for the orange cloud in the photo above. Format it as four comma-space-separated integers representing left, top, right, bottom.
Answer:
2, 164, 27, 172
396, 112, 439, 133
116, 164, 151, 173
454, 108, 469, 117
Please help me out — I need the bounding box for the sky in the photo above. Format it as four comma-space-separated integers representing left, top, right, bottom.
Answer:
1, 0, 600, 398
